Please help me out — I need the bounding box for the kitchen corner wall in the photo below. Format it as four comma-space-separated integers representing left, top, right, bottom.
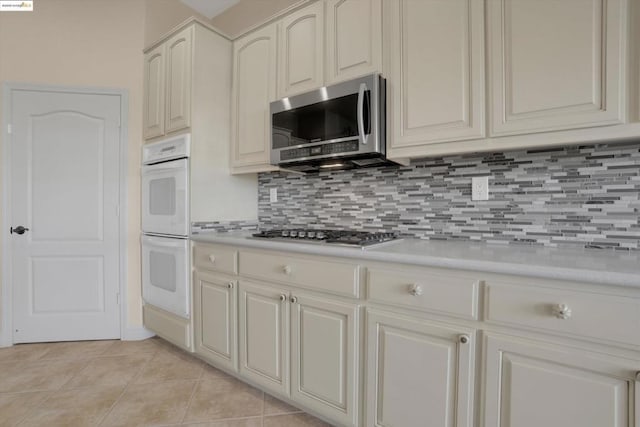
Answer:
259, 141, 640, 251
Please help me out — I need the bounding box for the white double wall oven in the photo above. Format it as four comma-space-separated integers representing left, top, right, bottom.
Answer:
141, 134, 191, 319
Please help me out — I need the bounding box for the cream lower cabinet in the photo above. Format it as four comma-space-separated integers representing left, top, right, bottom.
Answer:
193, 270, 237, 372
483, 333, 638, 427
366, 310, 475, 427
238, 280, 360, 427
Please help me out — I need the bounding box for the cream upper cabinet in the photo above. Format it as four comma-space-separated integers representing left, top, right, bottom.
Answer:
143, 26, 193, 139
487, 0, 627, 136
165, 27, 193, 134
385, 0, 485, 156
484, 334, 637, 427
231, 24, 279, 173
278, 1, 324, 98
366, 310, 475, 427
143, 44, 166, 139
325, 0, 382, 84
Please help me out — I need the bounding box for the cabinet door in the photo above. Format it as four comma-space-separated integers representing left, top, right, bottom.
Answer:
165, 26, 193, 134
278, 1, 324, 98
487, 0, 626, 136
484, 333, 637, 427
193, 271, 237, 372
385, 0, 485, 155
143, 43, 166, 139
291, 293, 360, 427
231, 25, 278, 172
366, 310, 475, 427
325, 0, 382, 84
238, 280, 290, 396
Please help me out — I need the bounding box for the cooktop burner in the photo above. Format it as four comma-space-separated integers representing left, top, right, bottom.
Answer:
251, 229, 399, 247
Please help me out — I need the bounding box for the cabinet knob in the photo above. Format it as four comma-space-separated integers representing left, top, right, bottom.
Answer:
279, 294, 287, 302
408, 284, 423, 296
282, 265, 292, 275
459, 335, 470, 344
208, 255, 216, 263
227, 282, 234, 289
290, 296, 298, 304
552, 303, 572, 320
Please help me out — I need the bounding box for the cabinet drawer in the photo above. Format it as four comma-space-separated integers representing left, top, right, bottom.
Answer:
485, 282, 640, 346
239, 250, 361, 298
193, 243, 238, 275
367, 268, 480, 320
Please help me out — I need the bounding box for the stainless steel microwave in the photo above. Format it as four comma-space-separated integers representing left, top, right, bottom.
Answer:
270, 74, 397, 173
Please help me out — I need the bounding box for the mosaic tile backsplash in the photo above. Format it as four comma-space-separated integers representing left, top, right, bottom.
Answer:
258, 141, 640, 251
191, 220, 258, 234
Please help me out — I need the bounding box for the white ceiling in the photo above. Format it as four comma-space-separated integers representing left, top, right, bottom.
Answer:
179, 0, 240, 19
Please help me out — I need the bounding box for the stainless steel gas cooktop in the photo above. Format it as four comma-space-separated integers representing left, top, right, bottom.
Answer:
251, 229, 399, 248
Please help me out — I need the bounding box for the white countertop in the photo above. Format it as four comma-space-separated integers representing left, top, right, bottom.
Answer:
190, 231, 640, 288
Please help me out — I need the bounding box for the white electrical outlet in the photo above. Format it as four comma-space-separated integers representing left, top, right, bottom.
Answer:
269, 187, 278, 203
472, 176, 489, 201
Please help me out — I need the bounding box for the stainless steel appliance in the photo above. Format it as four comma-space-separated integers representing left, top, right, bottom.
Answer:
251, 229, 399, 248
141, 134, 191, 319
270, 74, 397, 173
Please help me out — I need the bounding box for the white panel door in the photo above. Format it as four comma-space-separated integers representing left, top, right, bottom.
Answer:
366, 310, 475, 427
325, 0, 382, 84
238, 280, 290, 396
291, 292, 360, 427
385, 0, 485, 152
9, 88, 121, 343
487, 0, 626, 136
484, 334, 636, 427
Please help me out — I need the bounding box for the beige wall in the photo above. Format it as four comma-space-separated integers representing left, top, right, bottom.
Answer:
211, 0, 301, 38
0, 0, 147, 336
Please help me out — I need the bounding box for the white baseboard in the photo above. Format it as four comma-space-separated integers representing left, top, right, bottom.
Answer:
0, 332, 12, 348
121, 326, 155, 341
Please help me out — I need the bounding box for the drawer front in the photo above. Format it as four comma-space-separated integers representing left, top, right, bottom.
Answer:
485, 282, 640, 346
239, 250, 361, 298
367, 268, 480, 319
193, 243, 238, 275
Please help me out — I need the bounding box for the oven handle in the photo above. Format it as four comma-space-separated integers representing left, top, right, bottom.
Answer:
357, 82, 368, 145
142, 236, 186, 248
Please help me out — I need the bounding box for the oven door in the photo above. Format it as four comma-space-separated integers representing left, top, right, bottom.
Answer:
141, 158, 189, 236
141, 234, 190, 318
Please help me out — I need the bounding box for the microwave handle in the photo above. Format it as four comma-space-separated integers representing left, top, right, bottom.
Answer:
357, 83, 369, 145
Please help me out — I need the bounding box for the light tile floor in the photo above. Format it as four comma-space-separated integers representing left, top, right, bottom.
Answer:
0, 338, 332, 427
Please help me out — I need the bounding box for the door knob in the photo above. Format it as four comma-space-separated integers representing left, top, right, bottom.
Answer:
10, 226, 29, 235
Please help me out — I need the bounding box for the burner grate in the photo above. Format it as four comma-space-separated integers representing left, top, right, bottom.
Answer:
251, 229, 398, 247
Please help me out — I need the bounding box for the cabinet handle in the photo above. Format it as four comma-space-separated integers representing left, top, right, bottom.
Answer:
635, 371, 640, 381
552, 303, 572, 320
282, 265, 292, 275
290, 296, 298, 304
408, 284, 423, 296
459, 335, 470, 344
208, 255, 216, 263
279, 294, 287, 302
227, 282, 234, 289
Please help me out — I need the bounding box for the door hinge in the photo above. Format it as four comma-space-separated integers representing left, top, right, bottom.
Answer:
115, 205, 120, 217
116, 293, 120, 305
7, 124, 12, 134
